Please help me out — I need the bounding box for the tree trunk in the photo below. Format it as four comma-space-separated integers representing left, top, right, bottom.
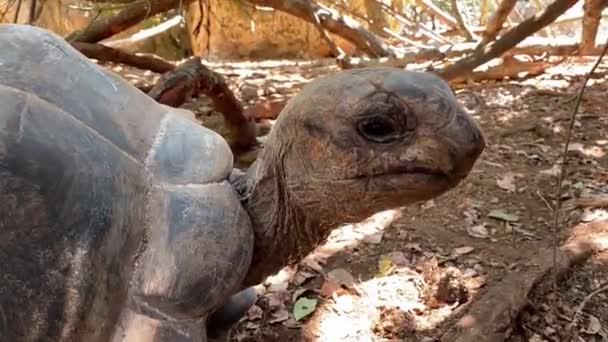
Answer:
364, 0, 390, 37
72, 42, 175, 73
477, 0, 518, 47
68, 0, 196, 43
438, 0, 580, 81
245, 0, 393, 57
148, 57, 256, 152
414, 0, 459, 29
580, 0, 606, 54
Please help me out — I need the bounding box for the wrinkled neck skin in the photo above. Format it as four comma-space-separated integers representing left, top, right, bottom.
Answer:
230, 149, 339, 288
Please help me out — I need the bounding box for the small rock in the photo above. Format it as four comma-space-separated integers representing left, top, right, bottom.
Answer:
239, 83, 259, 101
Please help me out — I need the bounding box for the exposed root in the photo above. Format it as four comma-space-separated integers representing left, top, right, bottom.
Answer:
439, 219, 608, 342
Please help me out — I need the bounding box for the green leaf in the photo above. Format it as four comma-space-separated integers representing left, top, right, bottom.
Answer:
293, 297, 318, 321
377, 255, 395, 276
488, 209, 519, 222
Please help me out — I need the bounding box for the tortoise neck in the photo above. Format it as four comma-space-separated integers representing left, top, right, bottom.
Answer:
237, 155, 334, 287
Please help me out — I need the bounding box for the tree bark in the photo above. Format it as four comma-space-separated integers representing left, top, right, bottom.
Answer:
68, 0, 196, 43
148, 57, 256, 152
438, 0, 580, 81
449, 0, 476, 41
580, 0, 606, 54
72, 42, 175, 73
414, 0, 459, 29
477, 0, 518, 47
246, 0, 392, 57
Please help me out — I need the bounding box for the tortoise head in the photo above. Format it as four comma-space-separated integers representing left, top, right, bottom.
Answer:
257, 67, 485, 224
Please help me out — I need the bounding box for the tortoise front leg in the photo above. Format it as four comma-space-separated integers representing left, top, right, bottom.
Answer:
206, 286, 260, 340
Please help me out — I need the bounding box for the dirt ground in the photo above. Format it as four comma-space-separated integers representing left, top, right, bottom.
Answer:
106, 58, 608, 342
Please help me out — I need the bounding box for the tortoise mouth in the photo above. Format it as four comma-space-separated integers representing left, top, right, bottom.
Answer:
353, 165, 452, 181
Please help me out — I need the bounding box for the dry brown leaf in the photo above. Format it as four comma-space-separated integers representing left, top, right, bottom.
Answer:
247, 305, 264, 320
467, 223, 490, 239
454, 246, 475, 256
268, 309, 289, 324
320, 279, 342, 297
267, 281, 289, 292
497, 173, 517, 192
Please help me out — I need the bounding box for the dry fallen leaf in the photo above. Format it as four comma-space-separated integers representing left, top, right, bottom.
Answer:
583, 314, 602, 334
496, 173, 517, 192
378, 255, 396, 276
301, 257, 324, 273
467, 223, 490, 239
320, 279, 342, 297
386, 251, 408, 266
267, 281, 289, 292
454, 246, 475, 256
268, 308, 289, 324
293, 270, 317, 285
247, 305, 264, 320
488, 209, 519, 222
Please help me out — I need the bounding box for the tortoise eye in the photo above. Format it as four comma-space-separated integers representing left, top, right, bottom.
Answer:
357, 115, 402, 144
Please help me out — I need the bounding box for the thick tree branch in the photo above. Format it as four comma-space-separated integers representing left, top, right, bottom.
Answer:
246, 0, 393, 57
340, 38, 601, 70
437, 0, 580, 81
68, 0, 196, 43
72, 42, 175, 73
477, 0, 518, 47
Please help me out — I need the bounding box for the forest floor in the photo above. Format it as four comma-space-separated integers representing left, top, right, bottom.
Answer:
104, 58, 608, 342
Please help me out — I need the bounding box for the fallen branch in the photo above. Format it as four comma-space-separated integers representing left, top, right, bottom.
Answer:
246, 0, 393, 57
148, 57, 256, 152
437, 0, 580, 81
562, 195, 608, 210
439, 219, 608, 342
449, 57, 555, 83
339, 38, 602, 70
103, 14, 183, 48
566, 283, 608, 335
68, 0, 196, 43
72, 42, 175, 73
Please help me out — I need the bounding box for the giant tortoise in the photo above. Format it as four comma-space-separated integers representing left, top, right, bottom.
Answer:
0, 24, 485, 341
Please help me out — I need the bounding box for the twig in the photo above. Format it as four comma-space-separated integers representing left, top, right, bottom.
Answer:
567, 283, 608, 333
550, 36, 608, 306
